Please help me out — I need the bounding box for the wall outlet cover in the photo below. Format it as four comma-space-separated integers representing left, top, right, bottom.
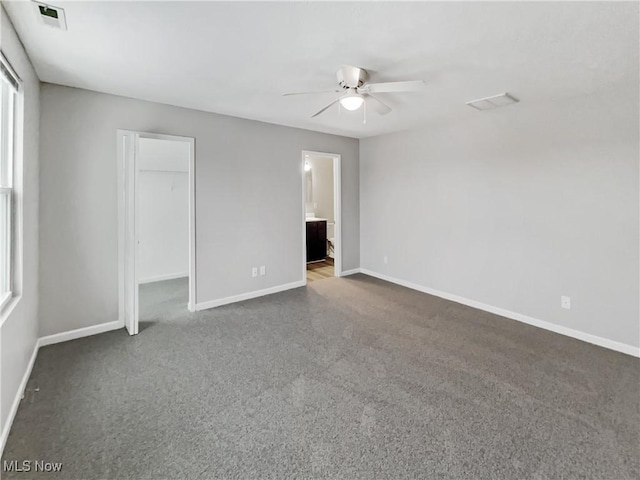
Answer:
252, 267, 258, 278
561, 296, 571, 310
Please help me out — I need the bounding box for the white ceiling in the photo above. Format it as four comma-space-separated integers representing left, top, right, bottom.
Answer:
3, 1, 638, 139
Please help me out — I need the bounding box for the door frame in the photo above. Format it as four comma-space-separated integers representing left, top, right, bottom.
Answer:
117, 129, 196, 335
301, 150, 342, 284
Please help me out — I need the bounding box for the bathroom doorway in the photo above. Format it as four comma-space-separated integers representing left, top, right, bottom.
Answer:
301, 150, 341, 283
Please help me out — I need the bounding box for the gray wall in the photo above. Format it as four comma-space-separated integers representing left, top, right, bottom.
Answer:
360, 89, 639, 348
39, 84, 359, 336
0, 7, 40, 442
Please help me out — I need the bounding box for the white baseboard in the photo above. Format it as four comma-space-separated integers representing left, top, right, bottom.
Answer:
0, 340, 38, 456
339, 268, 361, 277
360, 269, 640, 358
138, 272, 188, 284
195, 280, 306, 311
39, 320, 124, 347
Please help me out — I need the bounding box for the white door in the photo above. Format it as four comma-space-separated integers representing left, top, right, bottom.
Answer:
122, 132, 139, 335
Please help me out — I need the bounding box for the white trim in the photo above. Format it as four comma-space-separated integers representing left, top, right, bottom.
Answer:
38, 320, 123, 348
195, 280, 305, 311
0, 339, 37, 456
332, 154, 342, 277
340, 268, 361, 277
188, 137, 196, 313
360, 269, 640, 358
301, 150, 342, 284
301, 153, 307, 285
0, 52, 22, 90
0, 290, 12, 311
117, 131, 125, 330
117, 130, 137, 335
138, 272, 188, 284
0, 294, 20, 327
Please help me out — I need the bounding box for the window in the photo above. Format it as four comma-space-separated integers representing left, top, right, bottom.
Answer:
0, 54, 19, 311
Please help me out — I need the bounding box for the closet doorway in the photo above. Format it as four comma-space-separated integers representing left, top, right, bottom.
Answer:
117, 131, 196, 335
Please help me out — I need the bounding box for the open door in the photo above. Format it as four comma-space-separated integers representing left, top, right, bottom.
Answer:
119, 131, 139, 335
118, 130, 196, 336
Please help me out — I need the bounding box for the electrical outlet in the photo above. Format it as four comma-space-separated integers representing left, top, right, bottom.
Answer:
383, 256, 388, 264
561, 296, 571, 310
260, 265, 266, 276
251, 267, 258, 278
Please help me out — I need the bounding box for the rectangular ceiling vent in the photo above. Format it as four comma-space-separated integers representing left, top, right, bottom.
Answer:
466, 93, 519, 111
33, 1, 67, 30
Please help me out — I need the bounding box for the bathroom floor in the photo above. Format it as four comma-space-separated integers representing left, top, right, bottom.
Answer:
306, 258, 334, 282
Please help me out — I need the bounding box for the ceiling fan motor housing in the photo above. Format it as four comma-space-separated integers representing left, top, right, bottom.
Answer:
337, 66, 368, 89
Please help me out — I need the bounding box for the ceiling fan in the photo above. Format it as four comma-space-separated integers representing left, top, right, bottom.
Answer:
283, 65, 424, 121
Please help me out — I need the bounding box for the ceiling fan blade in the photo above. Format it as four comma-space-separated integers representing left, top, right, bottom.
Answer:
311, 98, 340, 118
364, 94, 392, 115
283, 89, 340, 96
359, 80, 424, 94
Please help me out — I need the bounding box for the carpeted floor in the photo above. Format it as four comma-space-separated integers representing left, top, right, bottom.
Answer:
2, 275, 639, 479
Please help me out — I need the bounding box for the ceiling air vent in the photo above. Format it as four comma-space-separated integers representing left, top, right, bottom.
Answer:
33, 1, 67, 30
466, 93, 518, 111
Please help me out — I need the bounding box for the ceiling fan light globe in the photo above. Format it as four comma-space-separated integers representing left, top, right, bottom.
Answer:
340, 95, 364, 111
